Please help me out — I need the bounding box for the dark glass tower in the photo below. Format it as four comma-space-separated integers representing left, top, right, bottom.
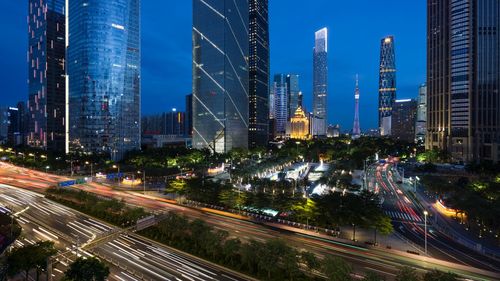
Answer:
248, 0, 269, 148
68, 0, 141, 160
313, 28, 328, 136
27, 0, 66, 152
427, 0, 500, 163
286, 74, 300, 120
185, 94, 193, 137
272, 74, 288, 136
378, 36, 397, 136
192, 0, 249, 153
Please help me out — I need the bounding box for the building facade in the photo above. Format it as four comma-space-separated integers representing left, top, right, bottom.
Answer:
27, 0, 66, 152
192, 0, 249, 153
287, 106, 311, 140
272, 74, 288, 136
286, 74, 300, 120
185, 94, 193, 137
248, 0, 270, 148
415, 84, 427, 143
313, 28, 328, 136
378, 36, 397, 136
68, 0, 141, 160
427, 0, 500, 163
392, 99, 417, 142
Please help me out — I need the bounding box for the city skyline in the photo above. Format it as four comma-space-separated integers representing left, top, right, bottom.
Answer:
1, 1, 426, 131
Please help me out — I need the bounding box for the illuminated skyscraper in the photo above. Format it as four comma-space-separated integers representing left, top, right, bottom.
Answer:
378, 36, 397, 136
415, 84, 427, 143
273, 74, 288, 136
248, 0, 269, 148
313, 27, 328, 136
286, 74, 300, 120
392, 99, 417, 142
192, 0, 249, 153
352, 75, 361, 139
68, 0, 141, 160
427, 0, 499, 163
27, 0, 66, 151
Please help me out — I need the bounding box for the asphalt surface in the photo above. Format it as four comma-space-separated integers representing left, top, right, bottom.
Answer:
1, 162, 500, 280
373, 164, 500, 273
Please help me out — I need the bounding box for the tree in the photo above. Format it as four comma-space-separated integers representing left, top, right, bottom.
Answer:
423, 269, 458, 281
166, 178, 187, 195
364, 271, 386, 281
395, 267, 420, 281
372, 215, 394, 245
322, 256, 352, 281
7, 241, 57, 281
300, 251, 320, 274
63, 257, 110, 281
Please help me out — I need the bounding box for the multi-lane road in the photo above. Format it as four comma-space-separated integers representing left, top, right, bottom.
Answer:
1, 162, 499, 280
373, 163, 500, 273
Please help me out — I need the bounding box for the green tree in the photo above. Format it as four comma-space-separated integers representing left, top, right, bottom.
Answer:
300, 251, 320, 274
423, 269, 458, 281
322, 256, 352, 281
372, 215, 394, 245
7, 241, 57, 281
396, 267, 420, 281
63, 257, 110, 281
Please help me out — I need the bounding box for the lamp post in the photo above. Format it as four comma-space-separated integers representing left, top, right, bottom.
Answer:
424, 210, 428, 255
45, 166, 50, 174
138, 170, 146, 194
113, 165, 120, 187
85, 161, 93, 181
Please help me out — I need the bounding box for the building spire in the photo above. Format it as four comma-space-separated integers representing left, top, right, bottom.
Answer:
352, 75, 361, 139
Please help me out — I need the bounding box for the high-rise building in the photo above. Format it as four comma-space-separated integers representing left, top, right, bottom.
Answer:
392, 99, 417, 142
288, 106, 311, 140
352, 75, 361, 139
185, 94, 193, 137
327, 124, 340, 138
427, 0, 500, 163
286, 74, 300, 119
272, 74, 288, 136
415, 84, 427, 143
313, 28, 328, 136
68, 0, 141, 160
248, 0, 270, 148
192, 0, 249, 153
378, 36, 397, 136
27, 0, 66, 151
0, 106, 8, 145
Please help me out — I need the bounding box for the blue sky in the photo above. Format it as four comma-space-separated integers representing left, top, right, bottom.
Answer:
0, 0, 425, 131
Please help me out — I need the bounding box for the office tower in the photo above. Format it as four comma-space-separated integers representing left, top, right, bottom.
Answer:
273, 74, 288, 136
0, 107, 8, 144
352, 75, 361, 139
248, 0, 270, 148
185, 94, 193, 137
289, 107, 311, 140
327, 124, 340, 138
68, 0, 141, 160
392, 99, 417, 142
313, 27, 328, 136
378, 36, 397, 136
165, 109, 186, 136
427, 0, 499, 163
193, 0, 249, 153
27, 0, 66, 151
415, 84, 427, 143
286, 74, 300, 119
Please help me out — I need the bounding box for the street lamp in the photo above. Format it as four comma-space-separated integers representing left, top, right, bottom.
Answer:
138, 170, 146, 194
112, 164, 120, 187
85, 161, 93, 181
424, 210, 428, 255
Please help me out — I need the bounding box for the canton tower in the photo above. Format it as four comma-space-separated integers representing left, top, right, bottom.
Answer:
352, 75, 361, 139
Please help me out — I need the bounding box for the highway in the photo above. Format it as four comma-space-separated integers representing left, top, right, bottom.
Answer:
0, 183, 249, 281
1, 162, 499, 280
373, 163, 500, 273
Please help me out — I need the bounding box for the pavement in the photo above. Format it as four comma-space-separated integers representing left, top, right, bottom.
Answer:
1, 162, 500, 281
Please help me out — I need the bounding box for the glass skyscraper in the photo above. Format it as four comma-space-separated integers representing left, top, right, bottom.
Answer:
427, 0, 500, 163
192, 0, 249, 153
415, 84, 427, 143
248, 0, 270, 148
68, 0, 141, 160
378, 36, 397, 136
313, 28, 328, 136
272, 74, 288, 136
286, 74, 300, 120
27, 0, 66, 152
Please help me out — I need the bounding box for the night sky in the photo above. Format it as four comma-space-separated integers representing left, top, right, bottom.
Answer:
0, 1, 425, 131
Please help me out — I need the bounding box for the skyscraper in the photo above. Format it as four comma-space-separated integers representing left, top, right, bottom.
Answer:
352, 75, 361, 139
27, 0, 66, 152
192, 0, 249, 153
415, 84, 427, 143
185, 94, 193, 137
273, 74, 288, 136
378, 36, 397, 136
427, 0, 500, 163
286, 74, 300, 120
313, 28, 328, 136
68, 0, 141, 160
248, 0, 270, 148
392, 99, 417, 143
